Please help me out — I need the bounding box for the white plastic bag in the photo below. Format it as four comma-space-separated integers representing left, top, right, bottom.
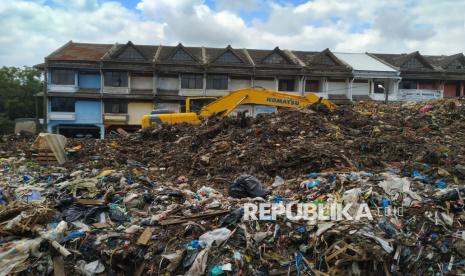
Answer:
199, 228, 232, 247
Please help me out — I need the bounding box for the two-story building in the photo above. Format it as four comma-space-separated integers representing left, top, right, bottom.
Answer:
39, 41, 464, 138
44, 42, 111, 138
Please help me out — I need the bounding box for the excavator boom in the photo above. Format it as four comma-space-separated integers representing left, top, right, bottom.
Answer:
198, 88, 335, 117
141, 88, 335, 128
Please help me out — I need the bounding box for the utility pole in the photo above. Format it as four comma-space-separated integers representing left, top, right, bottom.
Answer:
43, 63, 48, 132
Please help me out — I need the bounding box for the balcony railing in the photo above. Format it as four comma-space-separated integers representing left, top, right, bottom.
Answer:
49, 112, 76, 120
48, 84, 78, 93
103, 113, 129, 123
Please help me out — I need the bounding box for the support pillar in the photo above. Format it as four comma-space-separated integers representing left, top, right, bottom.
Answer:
346, 78, 354, 101
324, 78, 329, 93
99, 125, 105, 139
203, 72, 207, 96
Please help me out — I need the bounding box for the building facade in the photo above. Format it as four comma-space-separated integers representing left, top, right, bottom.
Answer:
39, 41, 465, 138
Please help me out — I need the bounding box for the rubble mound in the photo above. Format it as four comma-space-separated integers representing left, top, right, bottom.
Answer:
1, 99, 465, 275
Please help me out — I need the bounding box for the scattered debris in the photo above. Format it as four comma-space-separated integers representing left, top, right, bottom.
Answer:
1, 99, 465, 274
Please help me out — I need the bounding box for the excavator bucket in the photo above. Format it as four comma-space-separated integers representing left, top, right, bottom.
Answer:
304, 93, 337, 110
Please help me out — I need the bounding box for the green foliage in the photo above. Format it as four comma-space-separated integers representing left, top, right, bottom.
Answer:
0, 66, 43, 134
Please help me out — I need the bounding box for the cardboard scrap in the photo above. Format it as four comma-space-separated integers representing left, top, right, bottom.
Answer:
53, 256, 66, 276
137, 227, 154, 245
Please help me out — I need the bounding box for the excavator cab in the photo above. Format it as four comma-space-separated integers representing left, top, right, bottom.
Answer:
183, 97, 217, 113
142, 97, 218, 128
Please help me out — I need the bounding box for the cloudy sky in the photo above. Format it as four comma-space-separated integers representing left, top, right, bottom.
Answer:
1, 0, 464, 67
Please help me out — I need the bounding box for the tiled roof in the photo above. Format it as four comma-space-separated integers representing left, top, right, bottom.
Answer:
46, 41, 464, 74
425, 53, 464, 68
157, 44, 203, 63
370, 53, 405, 67
246, 48, 296, 65
47, 41, 112, 61
291, 51, 320, 64
371, 52, 436, 69
204, 46, 250, 65
107, 43, 158, 61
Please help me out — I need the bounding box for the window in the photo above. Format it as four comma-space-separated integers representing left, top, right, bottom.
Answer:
305, 80, 320, 92
278, 79, 295, 91
171, 49, 195, 62
104, 101, 128, 114
51, 97, 75, 112
400, 81, 417, 90
51, 70, 75, 85
206, 75, 228, 90
189, 98, 216, 113
104, 71, 128, 87
263, 52, 288, 64
215, 51, 243, 64
181, 74, 203, 89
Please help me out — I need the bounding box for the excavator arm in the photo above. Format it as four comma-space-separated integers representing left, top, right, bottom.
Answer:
198, 88, 335, 118
141, 88, 335, 128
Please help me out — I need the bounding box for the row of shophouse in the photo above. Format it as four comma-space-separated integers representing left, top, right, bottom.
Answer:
38, 41, 465, 138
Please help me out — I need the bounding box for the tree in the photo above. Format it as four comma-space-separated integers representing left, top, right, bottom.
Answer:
0, 66, 43, 134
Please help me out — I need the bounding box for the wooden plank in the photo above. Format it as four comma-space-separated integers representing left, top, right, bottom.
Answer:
325, 245, 349, 262
92, 223, 110, 229
137, 227, 154, 245
53, 256, 66, 276
35, 157, 58, 161
32, 153, 55, 156
117, 128, 129, 137
76, 199, 105, 205
160, 210, 229, 226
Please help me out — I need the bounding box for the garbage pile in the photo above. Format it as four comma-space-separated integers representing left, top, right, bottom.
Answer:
1, 99, 465, 275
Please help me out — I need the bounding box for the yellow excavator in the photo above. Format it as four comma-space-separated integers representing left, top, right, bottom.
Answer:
141, 88, 336, 128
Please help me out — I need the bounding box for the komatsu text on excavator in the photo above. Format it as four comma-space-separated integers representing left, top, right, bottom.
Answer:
141, 88, 336, 128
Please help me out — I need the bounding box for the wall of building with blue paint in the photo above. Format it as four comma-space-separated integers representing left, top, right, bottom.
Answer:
75, 100, 102, 123
78, 73, 101, 89
48, 99, 103, 137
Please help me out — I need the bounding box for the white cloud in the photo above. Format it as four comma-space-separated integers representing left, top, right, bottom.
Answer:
0, 0, 164, 66
214, 0, 263, 12
0, 0, 464, 67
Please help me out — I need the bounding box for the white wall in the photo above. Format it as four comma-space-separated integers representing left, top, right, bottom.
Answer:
158, 76, 179, 90
229, 105, 277, 117
205, 90, 229, 97
230, 78, 251, 91
327, 81, 346, 95
352, 82, 370, 95
132, 76, 153, 90
254, 79, 275, 90
229, 105, 254, 117
103, 87, 129, 94
155, 102, 181, 112
180, 89, 204, 96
